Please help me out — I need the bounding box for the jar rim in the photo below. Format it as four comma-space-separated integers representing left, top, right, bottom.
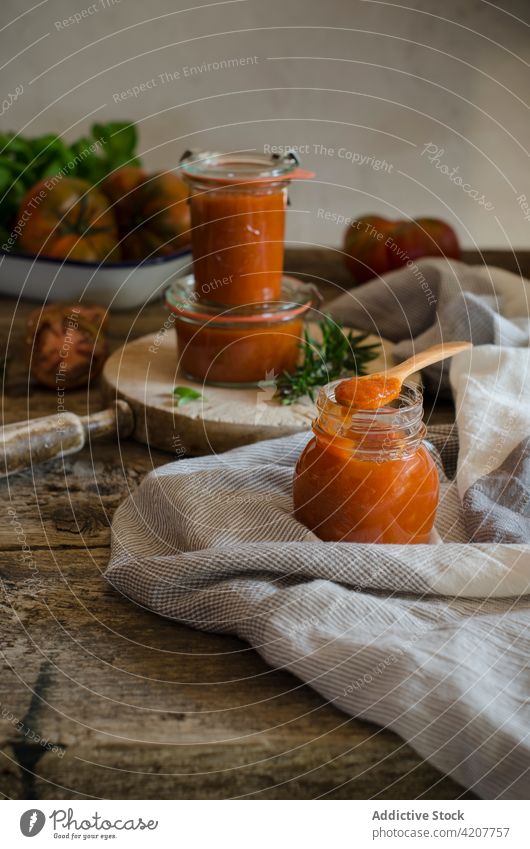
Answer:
318, 378, 423, 421
314, 379, 426, 459
179, 149, 314, 186
165, 274, 318, 325
313, 380, 426, 460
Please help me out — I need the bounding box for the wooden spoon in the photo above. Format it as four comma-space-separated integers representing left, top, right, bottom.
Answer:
335, 341, 472, 409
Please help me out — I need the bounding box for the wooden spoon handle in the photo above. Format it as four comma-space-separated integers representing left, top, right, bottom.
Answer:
388, 341, 472, 381
0, 401, 134, 479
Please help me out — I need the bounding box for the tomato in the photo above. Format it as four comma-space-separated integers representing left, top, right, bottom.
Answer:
415, 216, 460, 258
343, 215, 460, 284
26, 303, 108, 389
343, 215, 393, 281
102, 167, 191, 260
18, 178, 119, 262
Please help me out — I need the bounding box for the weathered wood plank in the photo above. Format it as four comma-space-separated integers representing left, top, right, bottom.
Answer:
0, 442, 167, 549
0, 548, 472, 800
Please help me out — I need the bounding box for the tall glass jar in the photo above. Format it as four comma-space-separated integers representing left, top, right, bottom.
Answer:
179, 150, 313, 306
293, 381, 440, 544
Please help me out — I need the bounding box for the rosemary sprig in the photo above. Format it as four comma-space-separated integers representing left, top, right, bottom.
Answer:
274, 315, 381, 405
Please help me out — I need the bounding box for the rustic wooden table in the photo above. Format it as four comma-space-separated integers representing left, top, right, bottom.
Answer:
1, 248, 525, 800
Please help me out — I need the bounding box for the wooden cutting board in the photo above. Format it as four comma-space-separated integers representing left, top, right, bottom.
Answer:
101, 325, 396, 456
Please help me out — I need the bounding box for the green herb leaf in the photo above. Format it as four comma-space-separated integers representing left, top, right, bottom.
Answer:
92, 121, 139, 170
172, 386, 203, 405
0, 167, 12, 193
274, 314, 380, 405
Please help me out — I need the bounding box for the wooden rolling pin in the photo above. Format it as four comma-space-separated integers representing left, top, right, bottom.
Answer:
0, 401, 134, 478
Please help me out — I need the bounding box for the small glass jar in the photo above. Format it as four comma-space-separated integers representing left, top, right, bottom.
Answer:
165, 274, 316, 387
293, 381, 439, 544
179, 150, 313, 306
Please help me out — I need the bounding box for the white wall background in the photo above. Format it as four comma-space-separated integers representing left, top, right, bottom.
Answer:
1, 0, 529, 251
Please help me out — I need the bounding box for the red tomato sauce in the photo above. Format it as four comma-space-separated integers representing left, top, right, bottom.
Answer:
334, 374, 402, 409
175, 314, 304, 386
293, 435, 439, 543
166, 275, 315, 386
293, 382, 439, 544
190, 185, 287, 305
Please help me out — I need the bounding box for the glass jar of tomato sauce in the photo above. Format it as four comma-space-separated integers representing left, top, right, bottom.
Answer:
165, 274, 317, 387
293, 380, 439, 544
179, 150, 313, 306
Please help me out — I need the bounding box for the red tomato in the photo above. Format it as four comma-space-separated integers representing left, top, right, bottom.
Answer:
18, 178, 119, 262
102, 167, 191, 260
343, 215, 460, 284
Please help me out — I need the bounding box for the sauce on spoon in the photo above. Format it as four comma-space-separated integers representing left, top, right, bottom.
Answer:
335, 374, 402, 409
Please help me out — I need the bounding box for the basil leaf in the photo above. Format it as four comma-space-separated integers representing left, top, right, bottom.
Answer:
92, 121, 138, 169
172, 386, 202, 405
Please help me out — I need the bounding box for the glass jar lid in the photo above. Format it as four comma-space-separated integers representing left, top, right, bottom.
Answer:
165, 274, 319, 324
179, 149, 314, 186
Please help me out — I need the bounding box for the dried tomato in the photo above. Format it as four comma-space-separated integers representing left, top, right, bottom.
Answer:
26, 304, 108, 389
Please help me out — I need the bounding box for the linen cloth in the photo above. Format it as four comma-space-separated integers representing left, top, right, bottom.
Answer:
107, 260, 530, 799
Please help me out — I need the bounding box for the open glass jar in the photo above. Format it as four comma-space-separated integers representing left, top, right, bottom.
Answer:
179, 150, 314, 306
165, 275, 317, 387
293, 380, 440, 544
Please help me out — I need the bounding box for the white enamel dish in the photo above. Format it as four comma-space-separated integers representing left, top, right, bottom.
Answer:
0, 247, 193, 311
